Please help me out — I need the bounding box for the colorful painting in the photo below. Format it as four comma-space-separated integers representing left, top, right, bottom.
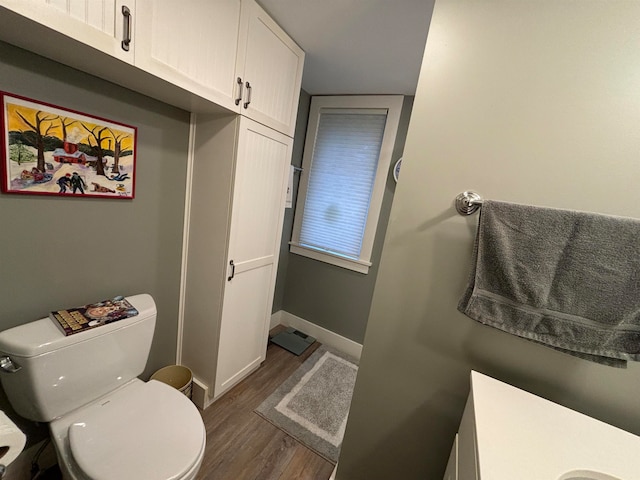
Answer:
1, 92, 136, 199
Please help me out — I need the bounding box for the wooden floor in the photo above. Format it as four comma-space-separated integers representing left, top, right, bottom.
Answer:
195, 338, 335, 480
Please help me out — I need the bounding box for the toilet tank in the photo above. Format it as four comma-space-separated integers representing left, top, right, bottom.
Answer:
0, 294, 156, 422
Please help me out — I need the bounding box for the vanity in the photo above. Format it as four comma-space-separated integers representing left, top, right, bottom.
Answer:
444, 371, 640, 480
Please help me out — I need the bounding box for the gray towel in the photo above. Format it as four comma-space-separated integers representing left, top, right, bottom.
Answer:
458, 200, 640, 367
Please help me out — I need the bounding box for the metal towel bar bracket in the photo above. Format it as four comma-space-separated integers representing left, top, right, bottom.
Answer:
455, 191, 483, 215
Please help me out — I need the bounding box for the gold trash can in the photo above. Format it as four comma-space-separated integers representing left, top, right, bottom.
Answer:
150, 365, 193, 399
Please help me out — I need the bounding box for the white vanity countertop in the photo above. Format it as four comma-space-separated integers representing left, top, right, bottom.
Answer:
471, 371, 640, 480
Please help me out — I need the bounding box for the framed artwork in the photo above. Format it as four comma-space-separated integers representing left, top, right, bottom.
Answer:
0, 92, 137, 199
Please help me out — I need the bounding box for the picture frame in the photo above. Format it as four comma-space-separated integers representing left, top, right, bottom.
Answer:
0, 91, 137, 199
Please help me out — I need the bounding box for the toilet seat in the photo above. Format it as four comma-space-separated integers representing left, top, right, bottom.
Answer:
67, 380, 205, 480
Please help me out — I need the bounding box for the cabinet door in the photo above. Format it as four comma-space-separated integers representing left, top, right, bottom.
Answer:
135, 0, 242, 112
0, 0, 134, 64
214, 118, 291, 398
236, 0, 304, 137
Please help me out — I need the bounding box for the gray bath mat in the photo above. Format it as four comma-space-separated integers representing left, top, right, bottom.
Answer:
255, 345, 358, 463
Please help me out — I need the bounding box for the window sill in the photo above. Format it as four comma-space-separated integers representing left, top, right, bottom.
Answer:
289, 243, 371, 274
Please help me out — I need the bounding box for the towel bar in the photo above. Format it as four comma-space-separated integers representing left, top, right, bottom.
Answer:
455, 191, 483, 215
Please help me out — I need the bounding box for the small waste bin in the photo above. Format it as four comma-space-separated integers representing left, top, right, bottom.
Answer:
150, 365, 193, 399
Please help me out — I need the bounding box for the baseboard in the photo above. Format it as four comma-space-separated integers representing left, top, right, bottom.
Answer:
270, 309, 283, 331
329, 464, 338, 480
271, 311, 362, 361
191, 376, 214, 410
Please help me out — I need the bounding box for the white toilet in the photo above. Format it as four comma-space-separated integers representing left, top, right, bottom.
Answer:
0, 294, 205, 480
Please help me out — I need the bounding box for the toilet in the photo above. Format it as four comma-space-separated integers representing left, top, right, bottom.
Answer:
0, 294, 205, 480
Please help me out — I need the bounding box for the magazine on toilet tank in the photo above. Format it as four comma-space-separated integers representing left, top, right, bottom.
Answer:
49, 295, 139, 336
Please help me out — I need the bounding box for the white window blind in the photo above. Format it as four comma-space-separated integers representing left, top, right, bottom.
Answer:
291, 95, 403, 274
299, 110, 387, 259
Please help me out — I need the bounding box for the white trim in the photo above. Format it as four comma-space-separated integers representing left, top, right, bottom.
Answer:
191, 376, 214, 410
290, 95, 403, 274
289, 243, 371, 274
176, 112, 197, 364
329, 464, 338, 480
270, 309, 283, 331
271, 310, 362, 361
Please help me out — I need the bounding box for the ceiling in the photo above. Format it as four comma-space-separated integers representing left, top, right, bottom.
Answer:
257, 0, 435, 96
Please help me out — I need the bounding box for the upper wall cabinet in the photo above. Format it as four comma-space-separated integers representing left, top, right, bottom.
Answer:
135, 0, 242, 113
235, 0, 305, 137
135, 0, 304, 136
0, 0, 135, 64
0, 0, 304, 134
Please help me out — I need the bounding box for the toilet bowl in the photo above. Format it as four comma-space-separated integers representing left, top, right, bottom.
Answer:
50, 380, 206, 480
0, 294, 206, 480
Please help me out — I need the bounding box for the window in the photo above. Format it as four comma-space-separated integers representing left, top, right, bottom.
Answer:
290, 95, 403, 274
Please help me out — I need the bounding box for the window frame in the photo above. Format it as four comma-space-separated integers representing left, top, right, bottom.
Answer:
290, 95, 404, 274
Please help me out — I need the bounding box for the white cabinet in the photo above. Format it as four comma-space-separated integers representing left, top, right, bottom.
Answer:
443, 434, 458, 480
447, 371, 640, 480
135, 0, 304, 136
235, 0, 305, 137
455, 395, 478, 480
181, 114, 292, 406
134, 0, 242, 112
214, 117, 291, 397
0, 0, 303, 128
0, 0, 134, 64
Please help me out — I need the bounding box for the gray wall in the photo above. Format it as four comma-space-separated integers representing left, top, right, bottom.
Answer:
0, 42, 190, 381
274, 95, 413, 344
338, 1, 640, 479
272, 90, 310, 313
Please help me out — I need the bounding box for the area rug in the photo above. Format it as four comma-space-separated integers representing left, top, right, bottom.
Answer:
255, 345, 359, 463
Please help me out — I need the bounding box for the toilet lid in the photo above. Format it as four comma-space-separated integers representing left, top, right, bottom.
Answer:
68, 380, 205, 480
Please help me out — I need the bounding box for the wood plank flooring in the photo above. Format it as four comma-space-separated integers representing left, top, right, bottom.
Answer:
195, 338, 335, 480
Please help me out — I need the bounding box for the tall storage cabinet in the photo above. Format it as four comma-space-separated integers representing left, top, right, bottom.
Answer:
176, 0, 303, 406
182, 114, 293, 405
215, 118, 291, 397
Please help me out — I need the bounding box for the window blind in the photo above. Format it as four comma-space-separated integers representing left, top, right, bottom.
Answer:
299, 111, 387, 259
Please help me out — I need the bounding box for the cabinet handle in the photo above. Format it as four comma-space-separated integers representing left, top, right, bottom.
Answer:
243, 82, 252, 109
227, 260, 235, 281
234, 77, 243, 106
121, 5, 132, 52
